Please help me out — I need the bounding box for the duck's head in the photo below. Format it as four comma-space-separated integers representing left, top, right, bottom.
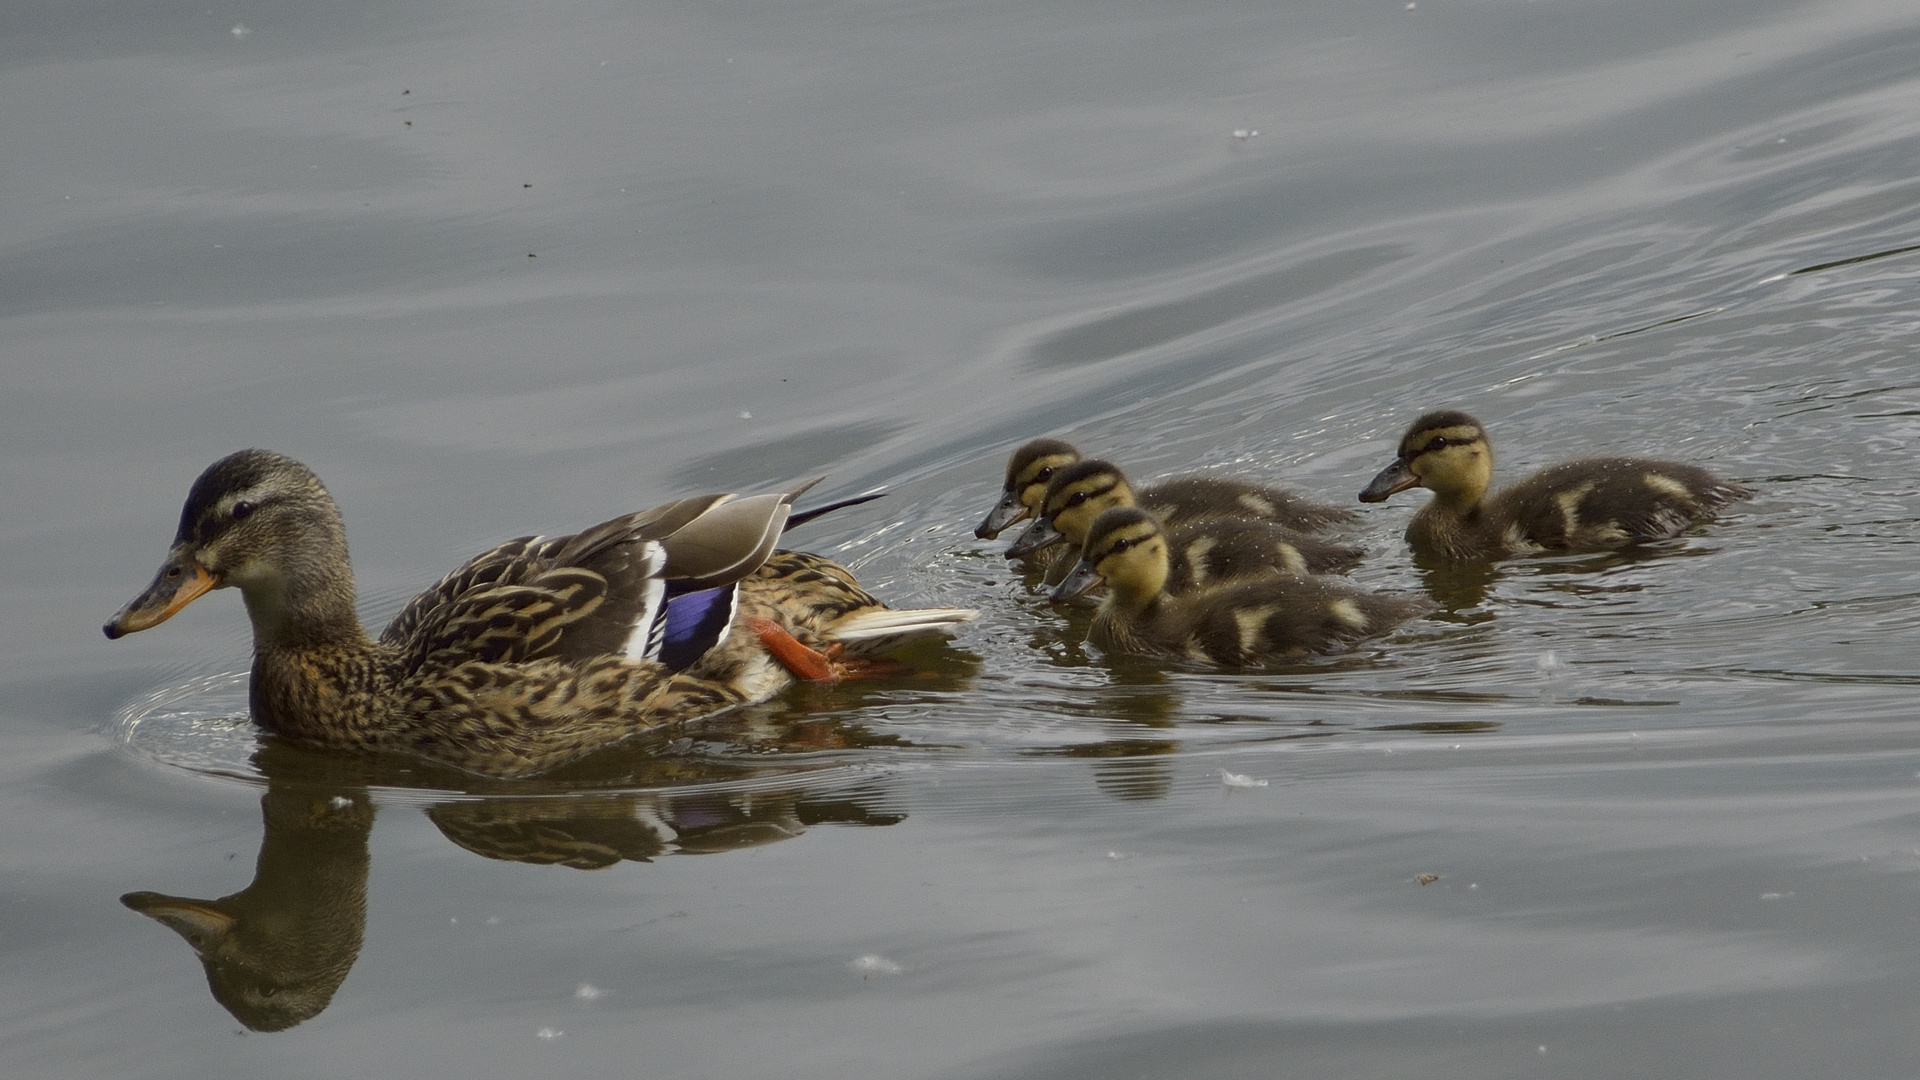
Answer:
976, 438, 1082, 539
1005, 458, 1137, 557
1050, 506, 1168, 607
1359, 410, 1493, 507
105, 450, 358, 646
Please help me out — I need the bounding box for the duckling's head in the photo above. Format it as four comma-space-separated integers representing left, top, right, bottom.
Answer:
105, 450, 359, 646
1050, 506, 1169, 608
1359, 410, 1493, 507
1005, 458, 1139, 557
976, 438, 1082, 539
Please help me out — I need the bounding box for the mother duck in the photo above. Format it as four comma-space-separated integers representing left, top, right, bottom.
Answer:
105, 450, 975, 777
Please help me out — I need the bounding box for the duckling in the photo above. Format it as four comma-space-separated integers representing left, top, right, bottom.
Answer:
1006, 458, 1365, 586
103, 450, 976, 777
976, 438, 1082, 539
1052, 507, 1428, 665
1358, 410, 1753, 563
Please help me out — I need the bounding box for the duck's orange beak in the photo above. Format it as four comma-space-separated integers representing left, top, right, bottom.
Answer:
104, 554, 218, 639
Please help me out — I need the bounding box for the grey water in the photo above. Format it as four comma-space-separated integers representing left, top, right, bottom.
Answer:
6, 0, 1920, 1075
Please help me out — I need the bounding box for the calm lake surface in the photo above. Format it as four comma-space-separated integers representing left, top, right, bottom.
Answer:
7, 0, 1920, 1075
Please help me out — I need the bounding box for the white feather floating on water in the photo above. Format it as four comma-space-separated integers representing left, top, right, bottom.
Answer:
1219, 769, 1269, 788
850, 953, 904, 978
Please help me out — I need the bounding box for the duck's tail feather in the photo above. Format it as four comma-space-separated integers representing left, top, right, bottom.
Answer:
828, 606, 978, 655
785, 491, 886, 532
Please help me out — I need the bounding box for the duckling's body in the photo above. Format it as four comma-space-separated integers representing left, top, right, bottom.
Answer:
1360, 410, 1752, 563
1007, 458, 1364, 587
105, 451, 975, 777
1054, 508, 1426, 666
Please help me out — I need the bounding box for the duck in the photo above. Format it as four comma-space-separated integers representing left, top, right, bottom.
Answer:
103, 450, 977, 778
1006, 458, 1366, 586
1358, 410, 1754, 563
975, 438, 1082, 539
1051, 507, 1429, 666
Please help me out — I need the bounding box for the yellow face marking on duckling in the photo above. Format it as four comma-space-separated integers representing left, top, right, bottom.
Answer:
1237, 493, 1276, 516
1413, 438, 1491, 498
1016, 454, 1078, 512
1083, 513, 1171, 606
1233, 605, 1280, 652
1046, 475, 1127, 545
1327, 599, 1367, 630
1642, 473, 1696, 502
1426, 423, 1483, 445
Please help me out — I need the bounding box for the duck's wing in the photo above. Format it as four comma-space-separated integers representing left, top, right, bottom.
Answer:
382, 483, 820, 673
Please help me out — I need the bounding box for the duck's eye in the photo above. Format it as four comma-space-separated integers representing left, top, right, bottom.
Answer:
231, 501, 256, 520
1424, 437, 1448, 453
1034, 468, 1054, 483
1066, 492, 1088, 507
1109, 538, 1132, 553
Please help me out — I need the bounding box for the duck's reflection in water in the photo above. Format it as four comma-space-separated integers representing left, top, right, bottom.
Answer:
430, 786, 903, 868
122, 737, 903, 1030
122, 746, 374, 1032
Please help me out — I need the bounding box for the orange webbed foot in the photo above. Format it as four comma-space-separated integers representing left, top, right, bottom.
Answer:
749, 618, 911, 683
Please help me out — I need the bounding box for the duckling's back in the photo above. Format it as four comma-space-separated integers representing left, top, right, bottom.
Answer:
1141, 476, 1358, 533
1164, 518, 1365, 590
1488, 458, 1754, 553
1096, 575, 1426, 666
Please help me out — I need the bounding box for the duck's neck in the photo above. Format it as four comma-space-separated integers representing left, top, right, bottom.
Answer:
237, 539, 396, 746
1408, 482, 1498, 563
239, 569, 370, 652
231, 517, 372, 654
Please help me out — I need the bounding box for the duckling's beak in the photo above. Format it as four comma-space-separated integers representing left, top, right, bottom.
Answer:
975, 491, 1028, 539
104, 552, 219, 639
1004, 515, 1064, 558
1049, 559, 1103, 602
1359, 458, 1420, 503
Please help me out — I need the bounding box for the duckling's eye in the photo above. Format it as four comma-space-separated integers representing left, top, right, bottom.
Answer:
1424, 437, 1448, 454
1109, 538, 1132, 553
1066, 492, 1088, 507
231, 501, 256, 521
1034, 468, 1054, 483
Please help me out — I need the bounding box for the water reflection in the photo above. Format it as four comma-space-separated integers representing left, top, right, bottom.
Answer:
121, 746, 374, 1033
1414, 558, 1502, 615
430, 786, 903, 868
120, 739, 905, 1030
